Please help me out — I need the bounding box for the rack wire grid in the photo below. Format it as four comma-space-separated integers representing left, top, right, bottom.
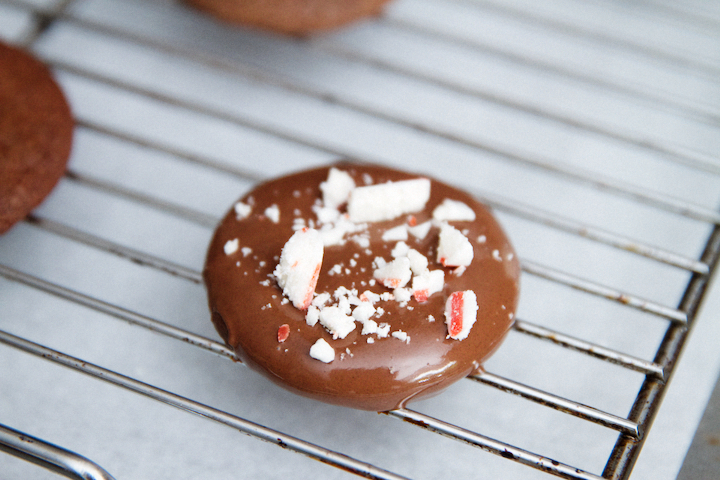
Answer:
2, 0, 720, 479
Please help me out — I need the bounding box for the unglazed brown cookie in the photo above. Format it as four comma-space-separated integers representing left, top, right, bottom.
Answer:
203, 163, 520, 411
185, 0, 392, 35
0, 42, 73, 234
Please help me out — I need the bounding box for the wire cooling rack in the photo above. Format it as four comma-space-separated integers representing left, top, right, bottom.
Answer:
1, 0, 720, 479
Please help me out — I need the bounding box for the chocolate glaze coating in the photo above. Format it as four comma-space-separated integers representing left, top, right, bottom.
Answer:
0, 42, 73, 234
204, 164, 520, 411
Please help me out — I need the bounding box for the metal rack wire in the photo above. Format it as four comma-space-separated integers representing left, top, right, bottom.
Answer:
1, 0, 719, 479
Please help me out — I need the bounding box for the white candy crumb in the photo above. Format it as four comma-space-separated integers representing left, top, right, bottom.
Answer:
406, 249, 428, 275
407, 221, 432, 240
391, 241, 410, 258
306, 305, 320, 326
320, 167, 356, 209
224, 238, 239, 255
241, 247, 252, 257
348, 178, 431, 223
367, 337, 375, 344
234, 202, 252, 220
361, 319, 379, 335
359, 290, 380, 304
428, 315, 435, 322
477, 235, 487, 244
312, 292, 331, 307
393, 287, 412, 303
376, 323, 390, 338
319, 217, 366, 247
373, 256, 412, 289
437, 224, 474, 267
492, 249, 502, 261
274, 228, 323, 310
264, 204, 280, 223
445, 290, 478, 341
432, 199, 476, 222
319, 306, 356, 339
314, 205, 341, 224
412, 270, 445, 302
392, 330, 409, 343
309, 338, 335, 363
352, 235, 370, 248
382, 225, 408, 242
352, 301, 376, 323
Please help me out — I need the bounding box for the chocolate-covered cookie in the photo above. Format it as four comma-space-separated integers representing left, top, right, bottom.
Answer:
185, 0, 392, 35
204, 163, 520, 411
0, 42, 73, 234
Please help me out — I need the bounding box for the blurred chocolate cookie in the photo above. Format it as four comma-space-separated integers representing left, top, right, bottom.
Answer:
186, 0, 392, 35
0, 41, 73, 234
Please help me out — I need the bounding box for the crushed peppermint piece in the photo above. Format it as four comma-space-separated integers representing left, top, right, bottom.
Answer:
361, 319, 379, 335
312, 292, 331, 307
432, 199, 476, 222
392, 330, 410, 343
393, 287, 412, 303
277, 324, 290, 343
234, 202, 252, 220
445, 291, 478, 340
274, 228, 323, 310
391, 241, 410, 258
376, 323, 390, 338
352, 301, 376, 323
264, 204, 280, 223
348, 178, 431, 223
428, 315, 435, 322
437, 224, 474, 267
367, 337, 375, 344
373, 256, 412, 289
242, 247, 252, 257
382, 224, 408, 242
359, 290, 380, 304
477, 235, 487, 244
314, 205, 341, 224
224, 238, 239, 255
306, 305, 320, 326
492, 249, 502, 261
407, 220, 432, 240
318, 306, 356, 339
318, 216, 366, 247
412, 270, 445, 302
320, 167, 356, 209
309, 338, 335, 363
406, 249, 428, 275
